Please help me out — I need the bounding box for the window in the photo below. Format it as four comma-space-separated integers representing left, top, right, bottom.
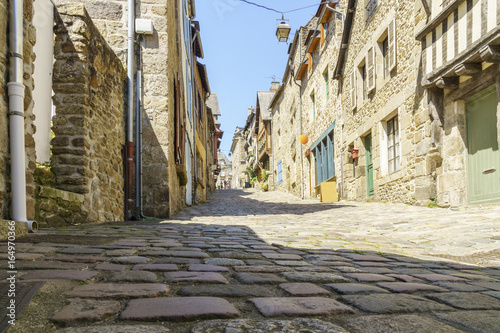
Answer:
388, 19, 397, 72
277, 160, 283, 184
378, 19, 396, 80
186, 60, 192, 122
321, 22, 328, 47
360, 64, 367, 100
183, 0, 191, 61
323, 69, 329, 102
314, 128, 335, 185
311, 92, 316, 120
367, 46, 375, 93
350, 69, 357, 110
387, 116, 400, 173
366, 0, 377, 22
382, 37, 389, 78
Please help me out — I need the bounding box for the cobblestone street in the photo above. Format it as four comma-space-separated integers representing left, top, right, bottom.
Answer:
3, 189, 500, 332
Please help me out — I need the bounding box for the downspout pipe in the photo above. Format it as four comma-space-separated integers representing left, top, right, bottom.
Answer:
191, 22, 197, 204
126, 0, 135, 219
292, 30, 304, 199
8, 0, 37, 232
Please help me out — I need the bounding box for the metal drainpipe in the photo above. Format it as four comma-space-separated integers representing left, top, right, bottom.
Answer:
191, 23, 197, 204
292, 30, 304, 199
8, 0, 37, 232
270, 113, 274, 190
126, 0, 135, 219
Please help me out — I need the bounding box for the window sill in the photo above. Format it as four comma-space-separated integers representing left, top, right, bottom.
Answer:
378, 169, 403, 186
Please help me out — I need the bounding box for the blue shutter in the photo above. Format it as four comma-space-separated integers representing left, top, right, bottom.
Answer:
277, 160, 283, 184
321, 139, 327, 182
327, 132, 334, 179
315, 147, 322, 185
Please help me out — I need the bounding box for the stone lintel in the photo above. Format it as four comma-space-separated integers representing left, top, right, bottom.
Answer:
435, 77, 459, 89
480, 45, 500, 63
454, 63, 482, 76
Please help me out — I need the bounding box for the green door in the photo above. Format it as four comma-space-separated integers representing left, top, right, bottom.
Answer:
466, 85, 500, 204
365, 134, 374, 197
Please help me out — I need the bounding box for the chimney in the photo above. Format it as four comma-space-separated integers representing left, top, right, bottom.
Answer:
248, 107, 255, 116
270, 82, 280, 92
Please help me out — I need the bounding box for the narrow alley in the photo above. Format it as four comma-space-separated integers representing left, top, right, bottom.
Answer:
3, 190, 500, 332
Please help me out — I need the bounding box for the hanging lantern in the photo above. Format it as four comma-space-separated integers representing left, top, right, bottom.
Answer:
300, 135, 308, 145
276, 17, 291, 43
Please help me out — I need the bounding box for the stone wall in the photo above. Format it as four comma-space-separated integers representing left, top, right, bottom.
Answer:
51, 3, 126, 222
34, 167, 85, 227
0, 0, 37, 220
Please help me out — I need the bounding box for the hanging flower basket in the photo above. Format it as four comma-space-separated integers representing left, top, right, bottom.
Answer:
352, 148, 359, 159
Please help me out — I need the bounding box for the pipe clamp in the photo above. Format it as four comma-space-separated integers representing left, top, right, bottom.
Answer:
9, 111, 25, 117
7, 82, 26, 97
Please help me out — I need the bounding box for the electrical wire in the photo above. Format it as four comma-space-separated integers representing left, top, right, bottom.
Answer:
237, 0, 332, 16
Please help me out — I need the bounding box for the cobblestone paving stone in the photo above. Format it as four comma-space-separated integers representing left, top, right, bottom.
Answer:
3, 189, 500, 332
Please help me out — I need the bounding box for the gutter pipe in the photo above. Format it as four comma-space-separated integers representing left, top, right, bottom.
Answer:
126, 0, 135, 219
292, 29, 304, 199
8, 0, 37, 232
191, 21, 197, 204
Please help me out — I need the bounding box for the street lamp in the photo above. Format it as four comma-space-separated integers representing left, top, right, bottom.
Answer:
276, 16, 291, 43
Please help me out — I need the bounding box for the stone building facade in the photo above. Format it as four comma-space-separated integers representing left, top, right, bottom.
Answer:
334, 0, 430, 205
48, 0, 215, 217
271, 6, 342, 200
297, 4, 344, 200
230, 127, 246, 189
269, 29, 306, 197
1, 0, 217, 231
216, 151, 231, 189
417, 0, 500, 207
0, 0, 37, 220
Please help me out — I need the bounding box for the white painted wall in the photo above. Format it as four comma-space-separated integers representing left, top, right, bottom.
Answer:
32, 0, 54, 164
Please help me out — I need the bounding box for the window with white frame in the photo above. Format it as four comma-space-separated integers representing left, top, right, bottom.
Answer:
366, 46, 376, 93
379, 19, 397, 79
277, 160, 283, 184
381, 36, 389, 78
387, 115, 400, 173
350, 69, 357, 110
360, 63, 367, 100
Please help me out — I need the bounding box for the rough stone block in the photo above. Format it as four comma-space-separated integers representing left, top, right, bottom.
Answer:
66, 283, 169, 298
51, 299, 120, 324
121, 297, 240, 321
249, 297, 354, 317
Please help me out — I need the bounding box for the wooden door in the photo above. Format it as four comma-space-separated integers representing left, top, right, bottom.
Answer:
365, 134, 374, 197
466, 85, 500, 204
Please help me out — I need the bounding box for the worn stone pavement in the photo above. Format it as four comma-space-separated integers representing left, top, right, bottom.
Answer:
2, 189, 500, 332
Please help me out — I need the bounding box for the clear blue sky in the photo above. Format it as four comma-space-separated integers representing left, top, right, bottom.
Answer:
195, 0, 322, 158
